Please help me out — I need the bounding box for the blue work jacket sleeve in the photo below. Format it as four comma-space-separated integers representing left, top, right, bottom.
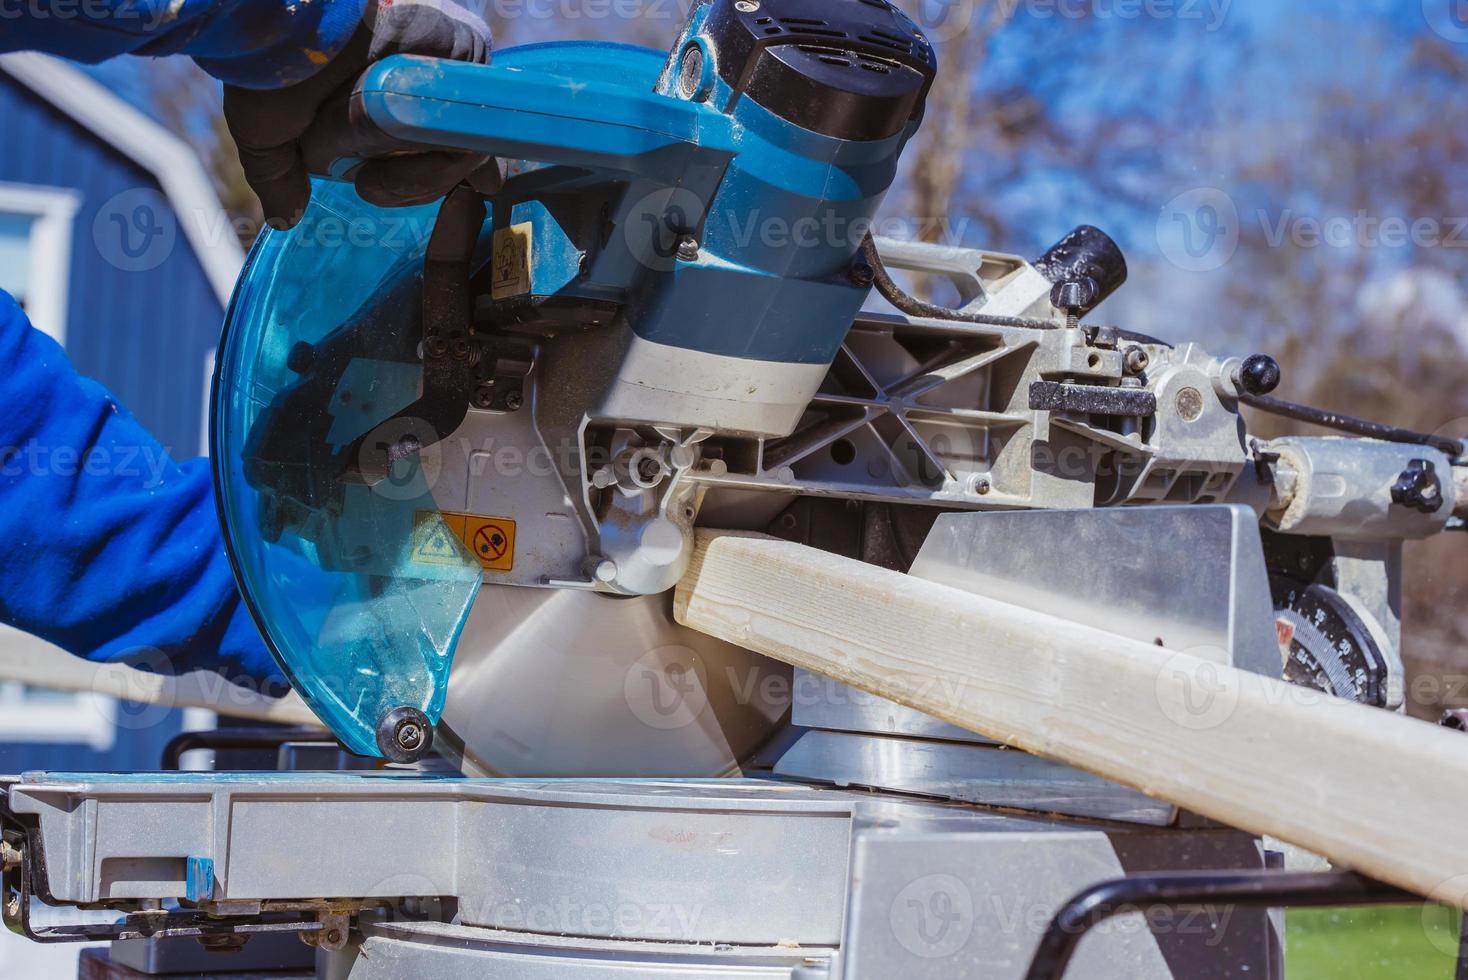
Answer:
0, 291, 285, 690
0, 0, 367, 88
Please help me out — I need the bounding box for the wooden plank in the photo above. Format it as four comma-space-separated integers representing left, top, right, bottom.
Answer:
674, 530, 1468, 909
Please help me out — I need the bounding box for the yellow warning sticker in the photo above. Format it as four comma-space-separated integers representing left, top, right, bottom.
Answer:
411, 512, 467, 567
490, 221, 533, 300
414, 510, 516, 572
462, 515, 516, 571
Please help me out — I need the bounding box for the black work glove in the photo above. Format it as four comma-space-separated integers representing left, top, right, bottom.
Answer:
222, 0, 495, 229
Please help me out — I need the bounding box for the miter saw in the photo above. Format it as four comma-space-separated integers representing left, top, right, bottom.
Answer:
6, 1, 1467, 977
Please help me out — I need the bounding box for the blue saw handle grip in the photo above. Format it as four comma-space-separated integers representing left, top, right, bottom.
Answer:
354, 53, 734, 175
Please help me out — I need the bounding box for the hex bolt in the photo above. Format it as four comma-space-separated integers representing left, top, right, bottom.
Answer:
637, 456, 665, 484
1123, 347, 1150, 375
676, 236, 700, 262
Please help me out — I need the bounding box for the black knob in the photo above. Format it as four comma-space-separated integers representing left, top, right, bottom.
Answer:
1236, 354, 1282, 396
1391, 459, 1444, 515
376, 706, 434, 764
1050, 276, 1100, 313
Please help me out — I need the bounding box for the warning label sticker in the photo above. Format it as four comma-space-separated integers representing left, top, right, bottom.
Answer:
411, 515, 466, 567
414, 510, 517, 572
490, 221, 533, 300
463, 516, 515, 571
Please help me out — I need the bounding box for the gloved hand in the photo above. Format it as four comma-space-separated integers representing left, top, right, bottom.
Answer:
222, 0, 496, 229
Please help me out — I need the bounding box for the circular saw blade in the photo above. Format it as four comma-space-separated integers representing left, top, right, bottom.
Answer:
436, 585, 791, 777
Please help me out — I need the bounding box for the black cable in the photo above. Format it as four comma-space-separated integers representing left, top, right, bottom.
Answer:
859, 234, 1063, 332
858, 234, 1173, 348
1239, 391, 1464, 459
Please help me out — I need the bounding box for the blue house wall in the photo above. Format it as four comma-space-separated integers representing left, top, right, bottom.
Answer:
0, 71, 233, 774
0, 73, 224, 455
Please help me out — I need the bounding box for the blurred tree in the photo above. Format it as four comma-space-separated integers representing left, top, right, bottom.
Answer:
903, 1, 1014, 252
137, 56, 261, 248
1209, 25, 1468, 719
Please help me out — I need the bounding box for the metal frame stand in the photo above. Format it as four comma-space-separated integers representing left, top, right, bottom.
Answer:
1024, 869, 1421, 980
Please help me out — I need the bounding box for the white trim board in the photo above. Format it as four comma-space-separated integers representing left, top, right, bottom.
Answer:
0, 52, 245, 306
0, 180, 80, 344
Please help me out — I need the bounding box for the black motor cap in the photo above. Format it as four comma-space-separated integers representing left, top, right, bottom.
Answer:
704, 0, 938, 141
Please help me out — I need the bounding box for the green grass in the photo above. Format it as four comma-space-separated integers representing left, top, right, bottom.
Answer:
1288, 905, 1463, 979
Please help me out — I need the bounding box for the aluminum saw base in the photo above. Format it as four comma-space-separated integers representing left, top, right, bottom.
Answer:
3, 772, 1278, 979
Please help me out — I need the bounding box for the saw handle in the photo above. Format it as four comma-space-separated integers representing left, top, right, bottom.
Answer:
304, 53, 732, 179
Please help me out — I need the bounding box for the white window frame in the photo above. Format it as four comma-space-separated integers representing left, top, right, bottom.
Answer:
0, 180, 82, 346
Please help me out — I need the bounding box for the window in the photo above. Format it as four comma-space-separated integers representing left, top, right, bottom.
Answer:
0, 213, 34, 306
0, 682, 116, 751
0, 182, 81, 345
